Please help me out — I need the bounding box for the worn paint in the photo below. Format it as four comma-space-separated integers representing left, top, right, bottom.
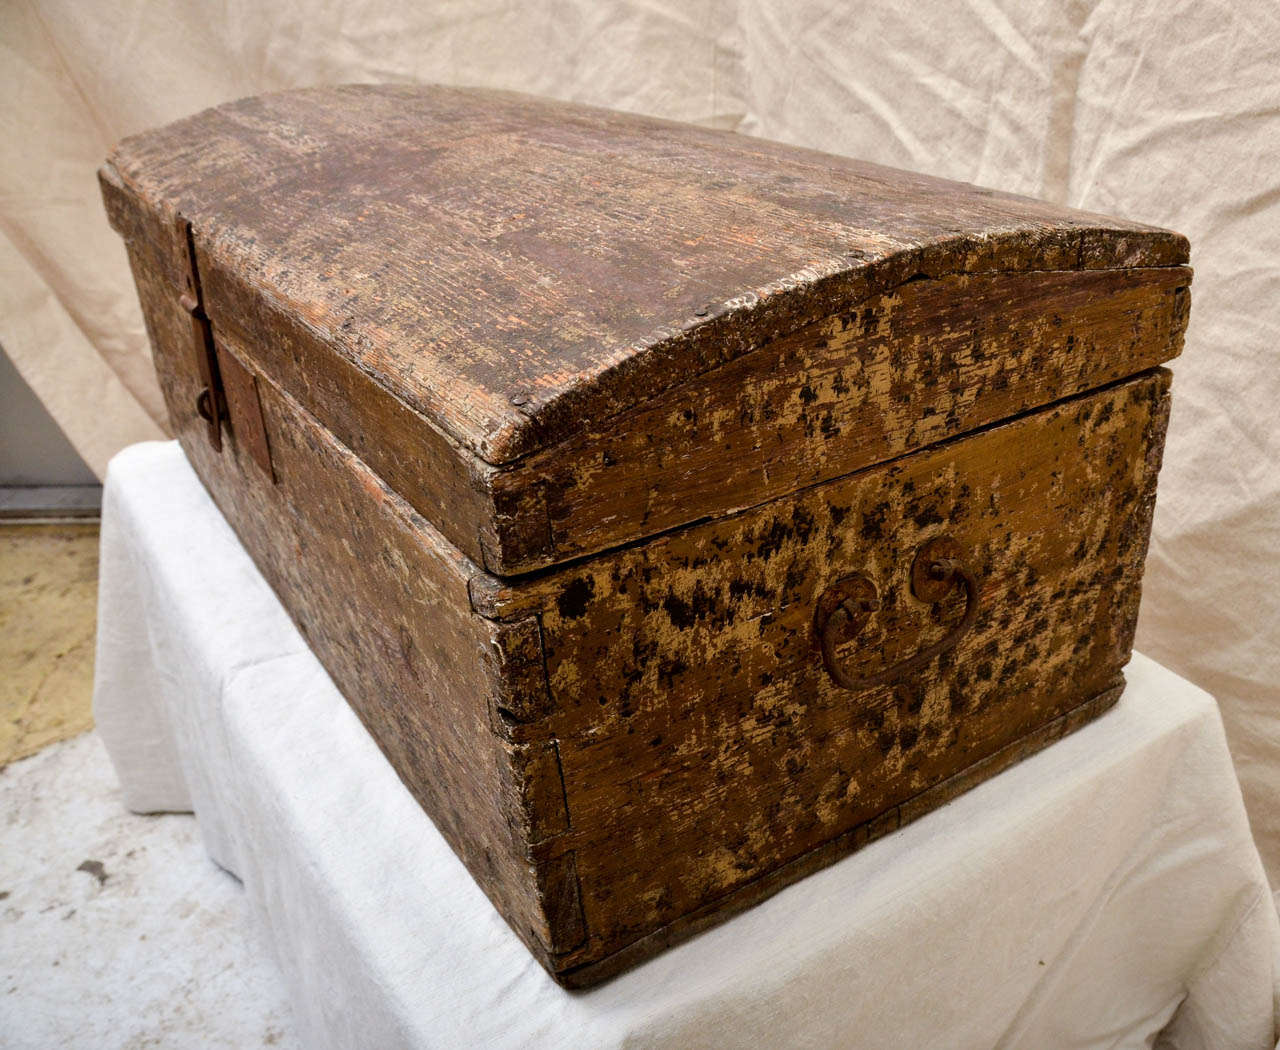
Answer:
497, 370, 1171, 979
101, 87, 1189, 987
104, 84, 1189, 574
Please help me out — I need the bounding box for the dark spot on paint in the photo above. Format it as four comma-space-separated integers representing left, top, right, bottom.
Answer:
860, 503, 889, 541
657, 656, 689, 688
556, 576, 595, 619
756, 519, 795, 560
912, 504, 945, 528
663, 593, 694, 629
791, 506, 816, 543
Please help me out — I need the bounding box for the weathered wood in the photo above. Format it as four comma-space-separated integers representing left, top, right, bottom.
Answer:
115, 227, 575, 971
483, 369, 1171, 977
104, 84, 1189, 574
557, 680, 1125, 988
494, 264, 1188, 570
101, 86, 1190, 987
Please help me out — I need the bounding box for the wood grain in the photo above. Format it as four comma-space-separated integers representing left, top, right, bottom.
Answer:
493, 264, 1188, 571
488, 369, 1171, 975
103, 85, 1190, 573
121, 202, 1172, 980
101, 88, 1187, 986
116, 232, 576, 973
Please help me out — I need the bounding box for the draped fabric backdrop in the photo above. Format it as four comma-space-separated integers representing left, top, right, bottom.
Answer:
5, 1, 1278, 877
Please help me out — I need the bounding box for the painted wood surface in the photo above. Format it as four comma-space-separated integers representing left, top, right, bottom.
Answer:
104, 85, 1190, 573
102, 89, 1187, 985
487, 369, 1171, 981
494, 264, 1187, 571
115, 233, 574, 970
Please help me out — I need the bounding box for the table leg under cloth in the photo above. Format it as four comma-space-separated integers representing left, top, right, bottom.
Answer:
93, 442, 1280, 1050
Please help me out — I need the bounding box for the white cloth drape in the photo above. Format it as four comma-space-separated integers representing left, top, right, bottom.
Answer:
94, 441, 1280, 1049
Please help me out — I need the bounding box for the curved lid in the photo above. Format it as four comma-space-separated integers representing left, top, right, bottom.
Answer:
106, 83, 1188, 467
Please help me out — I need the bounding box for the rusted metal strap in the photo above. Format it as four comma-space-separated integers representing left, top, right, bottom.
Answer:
177, 215, 226, 451
175, 214, 274, 480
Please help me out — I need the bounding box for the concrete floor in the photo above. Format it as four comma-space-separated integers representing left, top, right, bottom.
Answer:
1, 523, 300, 1048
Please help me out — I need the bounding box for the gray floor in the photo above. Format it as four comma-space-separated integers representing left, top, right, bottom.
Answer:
0, 731, 300, 1049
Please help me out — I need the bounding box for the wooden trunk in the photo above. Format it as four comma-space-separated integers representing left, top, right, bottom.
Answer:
101, 85, 1190, 987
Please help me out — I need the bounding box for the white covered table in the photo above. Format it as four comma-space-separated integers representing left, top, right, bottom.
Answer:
93, 442, 1280, 1050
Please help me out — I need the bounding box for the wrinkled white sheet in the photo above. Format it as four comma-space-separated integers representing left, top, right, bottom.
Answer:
93, 441, 1280, 1050
5, 1, 1278, 884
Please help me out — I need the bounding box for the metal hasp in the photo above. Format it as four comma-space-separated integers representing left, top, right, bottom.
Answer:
177, 215, 226, 452
175, 215, 274, 480
816, 535, 981, 693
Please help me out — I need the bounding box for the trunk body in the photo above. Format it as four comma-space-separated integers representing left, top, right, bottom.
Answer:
102, 85, 1190, 985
